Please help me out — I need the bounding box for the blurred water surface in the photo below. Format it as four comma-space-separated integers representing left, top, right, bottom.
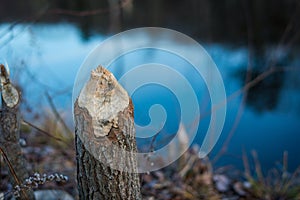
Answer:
1, 23, 299, 172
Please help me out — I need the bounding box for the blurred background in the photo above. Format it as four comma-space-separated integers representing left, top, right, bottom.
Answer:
0, 0, 300, 197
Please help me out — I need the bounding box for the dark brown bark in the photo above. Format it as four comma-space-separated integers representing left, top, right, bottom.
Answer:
74, 66, 141, 200
0, 98, 35, 200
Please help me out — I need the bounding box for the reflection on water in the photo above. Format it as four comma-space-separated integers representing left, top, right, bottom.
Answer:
1, 0, 299, 45
1, 23, 300, 171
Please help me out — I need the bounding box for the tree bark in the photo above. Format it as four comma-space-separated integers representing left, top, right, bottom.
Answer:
0, 94, 35, 199
74, 66, 141, 200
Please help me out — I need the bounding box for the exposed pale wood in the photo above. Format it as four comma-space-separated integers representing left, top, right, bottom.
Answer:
75, 66, 141, 200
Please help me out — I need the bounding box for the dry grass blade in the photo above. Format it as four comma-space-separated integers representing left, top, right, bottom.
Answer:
243, 151, 300, 199
251, 150, 264, 184
22, 119, 72, 148
242, 149, 251, 179
45, 92, 73, 138
0, 147, 29, 200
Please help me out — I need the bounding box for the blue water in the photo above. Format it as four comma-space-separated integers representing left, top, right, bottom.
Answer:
1, 23, 300, 172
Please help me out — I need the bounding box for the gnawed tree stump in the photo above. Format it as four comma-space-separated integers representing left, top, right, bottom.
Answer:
74, 66, 141, 200
0, 64, 35, 200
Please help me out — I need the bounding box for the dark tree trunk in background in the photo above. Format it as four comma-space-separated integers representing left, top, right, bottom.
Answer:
108, 0, 122, 33
0, 98, 35, 200
74, 66, 141, 200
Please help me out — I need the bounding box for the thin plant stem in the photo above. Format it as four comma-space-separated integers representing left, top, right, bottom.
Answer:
22, 119, 71, 148
251, 150, 264, 184
45, 92, 73, 138
0, 147, 29, 200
